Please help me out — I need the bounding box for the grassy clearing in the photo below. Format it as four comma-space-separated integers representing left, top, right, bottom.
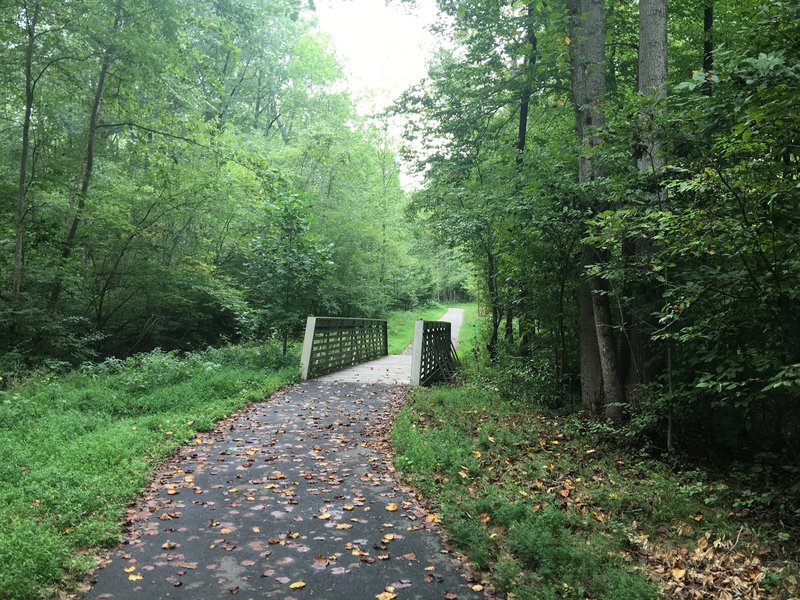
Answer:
386, 303, 447, 355
392, 383, 798, 599
0, 343, 298, 599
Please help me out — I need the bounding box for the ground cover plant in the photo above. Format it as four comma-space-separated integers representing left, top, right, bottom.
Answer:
392, 382, 800, 599
0, 342, 298, 599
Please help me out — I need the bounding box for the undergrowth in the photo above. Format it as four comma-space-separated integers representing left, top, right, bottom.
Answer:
392, 382, 799, 599
0, 342, 298, 599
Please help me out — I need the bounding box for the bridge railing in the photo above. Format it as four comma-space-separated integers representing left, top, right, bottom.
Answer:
300, 316, 388, 379
411, 320, 460, 386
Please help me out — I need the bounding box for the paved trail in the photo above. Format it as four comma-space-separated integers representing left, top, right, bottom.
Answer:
86, 347, 480, 599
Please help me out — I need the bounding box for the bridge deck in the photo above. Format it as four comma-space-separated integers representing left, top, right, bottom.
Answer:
315, 307, 465, 385
315, 354, 412, 384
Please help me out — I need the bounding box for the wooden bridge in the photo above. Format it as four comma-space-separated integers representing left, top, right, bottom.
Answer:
299, 308, 464, 385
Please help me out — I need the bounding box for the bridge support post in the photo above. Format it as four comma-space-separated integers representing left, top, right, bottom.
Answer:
411, 320, 423, 386
300, 316, 317, 380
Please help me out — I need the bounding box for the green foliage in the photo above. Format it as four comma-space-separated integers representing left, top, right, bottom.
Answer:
0, 0, 445, 377
0, 342, 297, 599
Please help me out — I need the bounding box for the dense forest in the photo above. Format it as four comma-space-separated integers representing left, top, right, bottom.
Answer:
398, 0, 800, 465
2, 0, 800, 598
0, 0, 468, 375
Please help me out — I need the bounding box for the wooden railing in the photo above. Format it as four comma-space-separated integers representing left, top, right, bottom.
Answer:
411, 320, 460, 386
300, 317, 388, 379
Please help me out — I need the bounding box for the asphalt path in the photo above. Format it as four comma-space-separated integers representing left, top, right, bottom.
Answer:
85, 381, 482, 600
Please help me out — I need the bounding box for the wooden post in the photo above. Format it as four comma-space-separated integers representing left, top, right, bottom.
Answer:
300, 316, 316, 380
411, 320, 424, 386
382, 320, 388, 356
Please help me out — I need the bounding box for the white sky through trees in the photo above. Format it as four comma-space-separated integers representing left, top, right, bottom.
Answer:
313, 0, 441, 189
313, 0, 440, 114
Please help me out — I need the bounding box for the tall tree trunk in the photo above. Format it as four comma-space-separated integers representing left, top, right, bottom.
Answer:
624, 0, 668, 402
517, 2, 537, 355
49, 2, 122, 309
567, 0, 625, 419
13, 2, 41, 305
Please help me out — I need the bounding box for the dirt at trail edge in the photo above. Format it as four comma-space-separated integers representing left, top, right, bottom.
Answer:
85, 381, 483, 600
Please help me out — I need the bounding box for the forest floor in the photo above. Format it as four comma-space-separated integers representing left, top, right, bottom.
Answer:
392, 382, 800, 600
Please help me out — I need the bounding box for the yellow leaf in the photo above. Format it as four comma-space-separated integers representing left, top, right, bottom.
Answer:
289, 581, 306, 589
472, 584, 484, 591
162, 541, 178, 549
123, 566, 136, 573
564, 35, 571, 45
343, 504, 354, 511
317, 512, 332, 520
252, 527, 260, 533
376, 592, 397, 600
473, 450, 482, 459
128, 573, 143, 581
385, 503, 399, 512
425, 513, 442, 523
336, 523, 353, 529
671, 567, 686, 580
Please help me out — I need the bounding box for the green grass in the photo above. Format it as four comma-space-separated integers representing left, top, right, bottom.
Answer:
386, 303, 447, 355
0, 343, 298, 599
450, 302, 479, 363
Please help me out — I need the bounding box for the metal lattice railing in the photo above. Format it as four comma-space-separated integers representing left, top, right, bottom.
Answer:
300, 317, 388, 379
411, 320, 460, 386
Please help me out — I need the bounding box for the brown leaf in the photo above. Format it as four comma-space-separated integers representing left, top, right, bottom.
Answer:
670, 567, 686, 580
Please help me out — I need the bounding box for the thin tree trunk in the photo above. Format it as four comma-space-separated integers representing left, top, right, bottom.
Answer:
49, 1, 122, 309
13, 2, 41, 305
587, 249, 625, 421
516, 2, 537, 355
702, 1, 713, 96
486, 236, 500, 359
579, 258, 603, 416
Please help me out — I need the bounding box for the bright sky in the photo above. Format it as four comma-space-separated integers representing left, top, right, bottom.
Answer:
313, 0, 440, 114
